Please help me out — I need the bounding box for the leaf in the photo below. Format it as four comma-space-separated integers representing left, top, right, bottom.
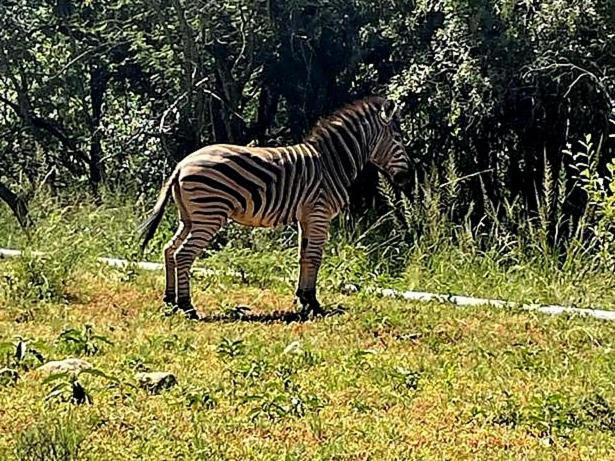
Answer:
72, 381, 93, 405
59, 332, 83, 344
15, 341, 26, 362
80, 368, 118, 382
47, 382, 69, 395
29, 348, 45, 363
60, 328, 80, 337
45, 389, 67, 402
92, 335, 114, 345
43, 372, 71, 384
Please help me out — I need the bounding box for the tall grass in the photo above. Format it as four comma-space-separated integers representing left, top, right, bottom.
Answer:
1, 131, 614, 309
12, 413, 88, 461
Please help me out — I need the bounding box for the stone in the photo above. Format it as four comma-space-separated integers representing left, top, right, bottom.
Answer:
136, 371, 177, 394
37, 358, 92, 374
340, 283, 359, 295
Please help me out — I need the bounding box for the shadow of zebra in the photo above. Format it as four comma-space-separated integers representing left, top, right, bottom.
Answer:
197, 305, 347, 324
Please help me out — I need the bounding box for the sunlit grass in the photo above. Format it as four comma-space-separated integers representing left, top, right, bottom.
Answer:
2, 195, 615, 458
1, 266, 615, 459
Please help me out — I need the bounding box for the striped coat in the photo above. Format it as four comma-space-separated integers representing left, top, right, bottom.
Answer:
141, 96, 410, 319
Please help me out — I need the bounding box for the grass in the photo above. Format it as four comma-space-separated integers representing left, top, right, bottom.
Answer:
2, 269, 615, 459
1, 191, 615, 309
2, 195, 615, 459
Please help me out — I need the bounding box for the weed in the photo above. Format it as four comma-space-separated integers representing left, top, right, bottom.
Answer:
0, 337, 45, 371
184, 387, 218, 410
13, 413, 87, 461
217, 338, 245, 361
57, 324, 113, 356
525, 392, 581, 441
44, 368, 118, 406
245, 386, 324, 422
578, 393, 615, 433
389, 367, 421, 392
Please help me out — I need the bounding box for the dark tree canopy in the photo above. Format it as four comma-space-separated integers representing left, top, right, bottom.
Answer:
0, 0, 613, 236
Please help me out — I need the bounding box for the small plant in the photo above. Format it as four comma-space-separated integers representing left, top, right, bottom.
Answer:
525, 392, 580, 442
236, 359, 268, 380
578, 394, 615, 433
184, 387, 218, 410
13, 413, 87, 461
44, 368, 118, 405
217, 338, 245, 360
390, 367, 421, 392
122, 354, 151, 372
0, 337, 45, 371
245, 387, 325, 422
57, 324, 113, 356
0, 368, 20, 387
489, 394, 522, 428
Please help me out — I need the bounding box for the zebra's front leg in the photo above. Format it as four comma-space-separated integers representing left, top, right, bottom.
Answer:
296, 217, 330, 317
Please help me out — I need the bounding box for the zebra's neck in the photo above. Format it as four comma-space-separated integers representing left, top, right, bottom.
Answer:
304, 106, 379, 208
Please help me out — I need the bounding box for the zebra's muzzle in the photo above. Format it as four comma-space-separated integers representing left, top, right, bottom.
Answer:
392, 170, 411, 186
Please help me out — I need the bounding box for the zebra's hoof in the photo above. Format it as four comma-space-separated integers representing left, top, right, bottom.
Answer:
177, 300, 200, 320
163, 293, 176, 305
298, 303, 325, 320
183, 308, 201, 321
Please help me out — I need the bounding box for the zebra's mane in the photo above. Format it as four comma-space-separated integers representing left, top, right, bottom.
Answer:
304, 96, 386, 143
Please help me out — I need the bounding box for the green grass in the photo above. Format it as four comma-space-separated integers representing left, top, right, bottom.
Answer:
2, 196, 615, 459
2, 269, 615, 459
1, 192, 615, 309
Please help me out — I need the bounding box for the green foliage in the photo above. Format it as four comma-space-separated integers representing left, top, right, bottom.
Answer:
57, 324, 113, 356
2, 252, 79, 305
12, 414, 88, 461
184, 387, 218, 410
1, 0, 613, 246
44, 368, 118, 406
216, 337, 245, 361
0, 337, 45, 371
567, 129, 615, 267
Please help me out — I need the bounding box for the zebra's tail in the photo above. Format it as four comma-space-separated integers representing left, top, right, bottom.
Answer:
139, 169, 179, 251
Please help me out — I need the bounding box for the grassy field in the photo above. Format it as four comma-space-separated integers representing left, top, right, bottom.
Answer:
2, 197, 615, 459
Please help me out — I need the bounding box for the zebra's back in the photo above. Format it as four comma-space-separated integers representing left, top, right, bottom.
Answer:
176, 144, 322, 228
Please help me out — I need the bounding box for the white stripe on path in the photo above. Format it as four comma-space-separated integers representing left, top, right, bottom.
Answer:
2, 248, 615, 322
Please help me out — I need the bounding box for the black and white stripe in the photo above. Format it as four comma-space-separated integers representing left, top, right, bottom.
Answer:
140, 96, 410, 318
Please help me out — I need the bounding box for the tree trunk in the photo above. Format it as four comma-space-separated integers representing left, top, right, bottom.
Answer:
0, 181, 31, 228
88, 63, 109, 200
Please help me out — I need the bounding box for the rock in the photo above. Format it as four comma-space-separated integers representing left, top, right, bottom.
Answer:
37, 358, 92, 374
0, 368, 20, 386
340, 283, 359, 295
136, 371, 177, 394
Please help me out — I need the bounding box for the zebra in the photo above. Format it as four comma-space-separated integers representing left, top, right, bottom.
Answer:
140, 96, 411, 319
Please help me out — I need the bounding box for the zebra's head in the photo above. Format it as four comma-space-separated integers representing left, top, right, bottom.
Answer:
369, 99, 411, 186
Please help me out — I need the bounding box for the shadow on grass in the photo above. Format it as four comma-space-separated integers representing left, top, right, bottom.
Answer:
197, 305, 347, 324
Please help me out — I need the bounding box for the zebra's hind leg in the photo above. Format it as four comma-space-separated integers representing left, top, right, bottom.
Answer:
174, 217, 226, 320
162, 220, 190, 307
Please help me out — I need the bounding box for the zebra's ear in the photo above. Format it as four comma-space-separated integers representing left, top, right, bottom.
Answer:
380, 99, 397, 124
